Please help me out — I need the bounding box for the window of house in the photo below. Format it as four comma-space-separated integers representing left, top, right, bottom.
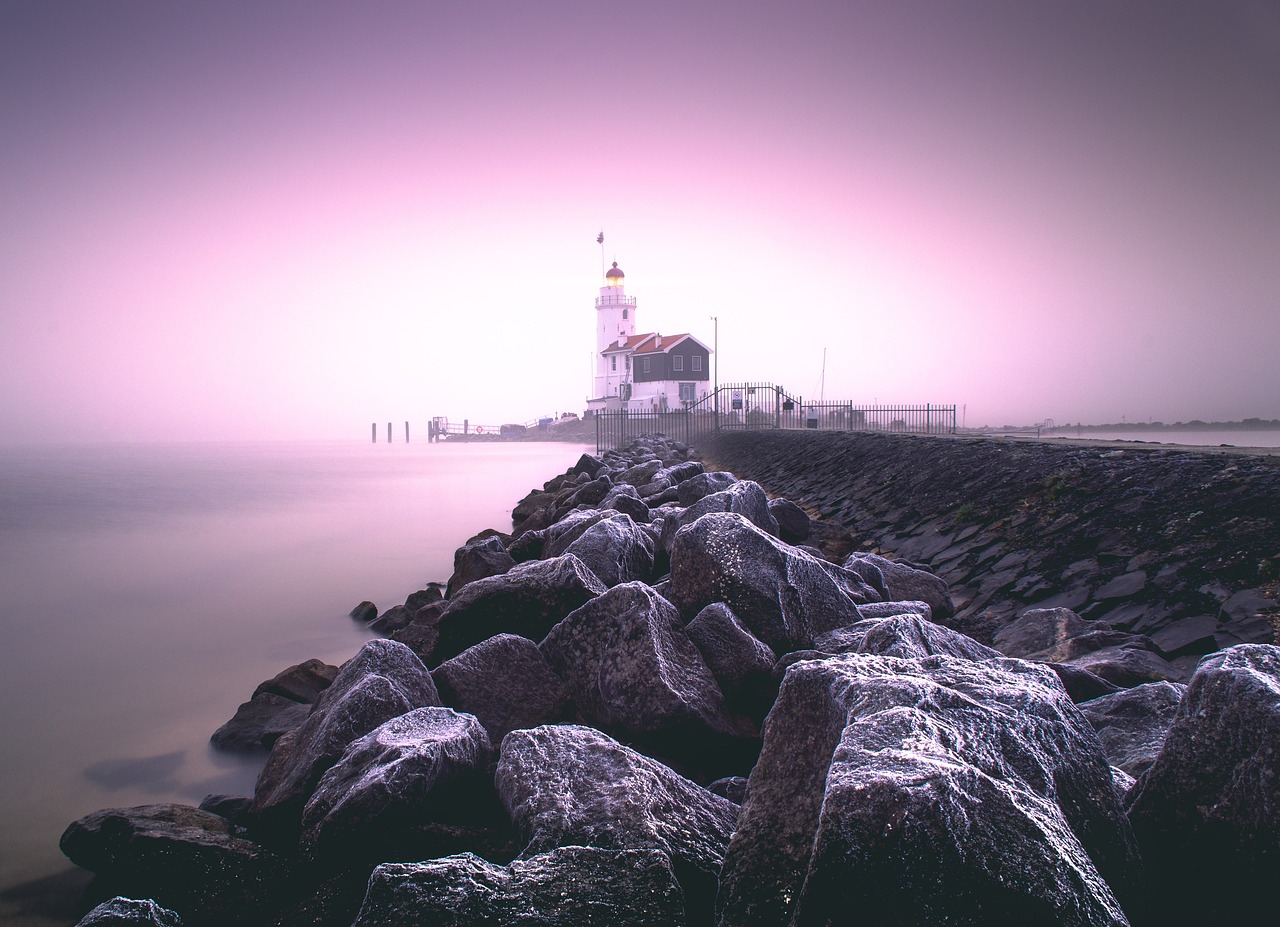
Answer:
643, 357, 651, 374
679, 382, 695, 402
611, 356, 616, 371
625, 356, 631, 370
692, 356, 702, 371
672, 355, 683, 372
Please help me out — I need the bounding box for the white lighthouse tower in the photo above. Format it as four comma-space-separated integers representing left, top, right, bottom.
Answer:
590, 261, 637, 409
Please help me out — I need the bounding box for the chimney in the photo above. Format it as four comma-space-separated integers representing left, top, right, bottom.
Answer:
656, 335, 662, 348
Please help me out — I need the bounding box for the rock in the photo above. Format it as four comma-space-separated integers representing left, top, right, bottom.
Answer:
767, 497, 811, 543
707, 776, 748, 804
1148, 613, 1218, 657
404, 585, 444, 611
251, 639, 440, 832
1079, 681, 1185, 778
504, 526, 546, 561
445, 535, 516, 598
994, 607, 1093, 658
676, 470, 737, 505
617, 458, 663, 486
300, 707, 498, 863
717, 653, 1142, 926
432, 554, 608, 665
389, 601, 446, 663
431, 634, 567, 742
563, 474, 614, 509
994, 607, 1147, 662
659, 480, 780, 551
684, 602, 778, 720
546, 512, 655, 588
197, 794, 251, 822
1064, 644, 1182, 687
843, 551, 955, 620
352, 847, 688, 927
1047, 662, 1122, 703
367, 604, 416, 635
60, 804, 289, 919
252, 658, 339, 704
666, 512, 879, 654
856, 599, 933, 620
1126, 644, 1280, 922
210, 692, 310, 752
811, 613, 1002, 661
1093, 570, 1148, 600
569, 452, 607, 478
496, 724, 738, 922
348, 601, 377, 623
74, 897, 183, 927
1110, 765, 1136, 796
540, 583, 749, 772
600, 483, 651, 523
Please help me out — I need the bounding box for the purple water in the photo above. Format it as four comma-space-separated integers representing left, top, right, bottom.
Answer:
0, 439, 591, 925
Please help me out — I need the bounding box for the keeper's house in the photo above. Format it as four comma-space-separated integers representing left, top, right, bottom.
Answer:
586, 262, 712, 414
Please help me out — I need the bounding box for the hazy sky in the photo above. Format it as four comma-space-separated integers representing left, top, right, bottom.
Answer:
2, 0, 1277, 441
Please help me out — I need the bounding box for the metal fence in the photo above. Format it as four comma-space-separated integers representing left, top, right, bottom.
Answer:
595, 384, 956, 451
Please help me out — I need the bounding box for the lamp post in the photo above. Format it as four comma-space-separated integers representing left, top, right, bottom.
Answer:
710, 315, 718, 416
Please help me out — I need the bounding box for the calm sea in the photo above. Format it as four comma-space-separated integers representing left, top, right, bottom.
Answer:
1042, 428, 1280, 448
0, 439, 591, 925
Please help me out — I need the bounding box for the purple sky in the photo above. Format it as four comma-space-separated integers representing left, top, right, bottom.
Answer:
3, 1, 1277, 441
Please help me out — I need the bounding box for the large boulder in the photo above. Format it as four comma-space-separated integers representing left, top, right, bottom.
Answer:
300, 707, 499, 864
60, 804, 289, 920
431, 634, 567, 742
74, 897, 183, 927
251, 639, 440, 832
676, 470, 737, 505
1064, 644, 1182, 688
445, 535, 516, 598
717, 653, 1143, 926
843, 551, 955, 620
1078, 681, 1185, 778
666, 512, 879, 654
353, 847, 687, 927
210, 692, 310, 752
811, 613, 1002, 661
994, 608, 1151, 662
600, 483, 651, 523
1125, 644, 1280, 922
432, 554, 607, 665
212, 658, 341, 752
545, 512, 655, 587
539, 583, 748, 771
659, 480, 780, 551
767, 497, 811, 543
684, 602, 778, 721
252, 658, 339, 704
496, 724, 738, 922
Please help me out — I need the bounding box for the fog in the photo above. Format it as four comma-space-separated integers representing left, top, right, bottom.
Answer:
3, 0, 1277, 443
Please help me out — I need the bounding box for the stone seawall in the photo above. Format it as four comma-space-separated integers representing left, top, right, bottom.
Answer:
695, 430, 1280, 666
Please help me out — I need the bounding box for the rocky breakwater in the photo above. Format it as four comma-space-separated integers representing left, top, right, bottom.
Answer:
59, 435, 1280, 926
698, 429, 1280, 670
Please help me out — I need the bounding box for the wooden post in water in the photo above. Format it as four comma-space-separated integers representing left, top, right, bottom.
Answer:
405, 421, 410, 443
387, 422, 392, 443
371, 422, 376, 443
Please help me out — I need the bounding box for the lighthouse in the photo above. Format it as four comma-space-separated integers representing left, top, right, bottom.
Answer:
585, 260, 712, 415
591, 262, 638, 406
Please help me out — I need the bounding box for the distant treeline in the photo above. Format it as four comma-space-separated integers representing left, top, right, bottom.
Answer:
1047, 418, 1280, 433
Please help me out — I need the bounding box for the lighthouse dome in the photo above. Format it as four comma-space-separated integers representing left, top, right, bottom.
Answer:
605, 262, 625, 286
